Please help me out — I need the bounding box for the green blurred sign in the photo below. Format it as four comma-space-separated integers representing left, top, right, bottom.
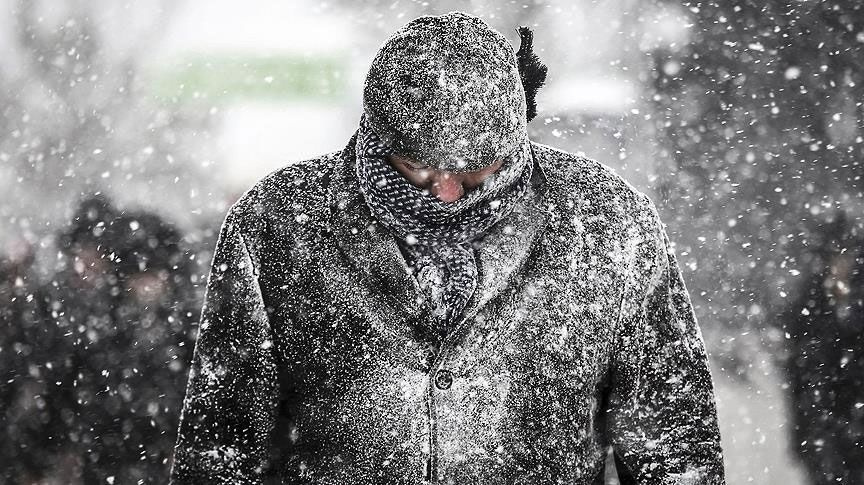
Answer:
153, 54, 347, 102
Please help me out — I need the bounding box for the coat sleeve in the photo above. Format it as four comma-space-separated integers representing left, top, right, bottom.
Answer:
605, 201, 726, 484
170, 209, 279, 484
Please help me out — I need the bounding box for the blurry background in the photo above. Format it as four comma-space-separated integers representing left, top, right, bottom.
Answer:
2, 0, 862, 483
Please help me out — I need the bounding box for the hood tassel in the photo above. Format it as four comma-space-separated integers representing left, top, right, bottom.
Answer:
516, 26, 548, 123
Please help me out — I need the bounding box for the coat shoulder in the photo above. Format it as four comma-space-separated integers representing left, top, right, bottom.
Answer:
222, 150, 341, 244
532, 141, 658, 226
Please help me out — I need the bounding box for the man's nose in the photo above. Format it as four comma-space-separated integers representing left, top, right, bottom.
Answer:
430, 172, 465, 203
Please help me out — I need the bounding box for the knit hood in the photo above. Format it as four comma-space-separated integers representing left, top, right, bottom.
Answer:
361, 11, 546, 173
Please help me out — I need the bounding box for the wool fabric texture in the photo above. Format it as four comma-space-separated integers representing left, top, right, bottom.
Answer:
354, 114, 534, 336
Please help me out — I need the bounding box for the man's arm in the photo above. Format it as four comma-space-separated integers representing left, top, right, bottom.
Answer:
170, 208, 279, 484
606, 200, 726, 484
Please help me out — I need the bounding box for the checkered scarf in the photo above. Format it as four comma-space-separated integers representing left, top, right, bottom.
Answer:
355, 114, 534, 336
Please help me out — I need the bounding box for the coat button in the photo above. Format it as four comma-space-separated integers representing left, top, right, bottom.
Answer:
434, 369, 453, 390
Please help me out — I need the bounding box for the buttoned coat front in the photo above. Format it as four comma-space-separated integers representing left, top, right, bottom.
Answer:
170, 134, 726, 484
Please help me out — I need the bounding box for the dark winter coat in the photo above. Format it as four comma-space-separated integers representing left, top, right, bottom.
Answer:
169, 132, 726, 484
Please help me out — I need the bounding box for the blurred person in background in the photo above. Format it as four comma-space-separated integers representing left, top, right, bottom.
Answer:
0, 236, 57, 483
1, 195, 198, 483
73, 208, 197, 483
171, 12, 725, 484
1, 195, 118, 483
783, 212, 864, 484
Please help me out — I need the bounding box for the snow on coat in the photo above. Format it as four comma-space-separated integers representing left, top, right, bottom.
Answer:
169, 133, 725, 484
171, 11, 724, 485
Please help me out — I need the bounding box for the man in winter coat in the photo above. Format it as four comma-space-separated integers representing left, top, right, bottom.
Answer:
171, 12, 725, 484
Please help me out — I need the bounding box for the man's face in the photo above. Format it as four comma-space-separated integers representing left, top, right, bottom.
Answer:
387, 154, 504, 203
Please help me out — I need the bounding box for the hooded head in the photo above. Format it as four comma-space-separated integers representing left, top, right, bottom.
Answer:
362, 12, 546, 173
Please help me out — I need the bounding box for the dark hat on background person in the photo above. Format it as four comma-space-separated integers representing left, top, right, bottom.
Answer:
362, 11, 547, 173
59, 193, 119, 255
111, 211, 185, 278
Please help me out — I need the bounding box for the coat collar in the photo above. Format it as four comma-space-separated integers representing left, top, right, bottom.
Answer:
325, 131, 553, 333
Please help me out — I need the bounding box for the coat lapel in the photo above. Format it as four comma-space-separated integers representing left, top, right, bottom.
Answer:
447, 143, 553, 336
326, 132, 427, 323
326, 133, 554, 333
